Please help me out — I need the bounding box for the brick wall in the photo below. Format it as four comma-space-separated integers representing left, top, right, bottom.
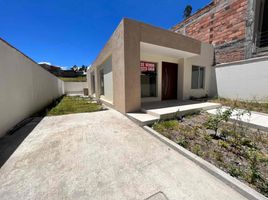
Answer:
172, 0, 248, 64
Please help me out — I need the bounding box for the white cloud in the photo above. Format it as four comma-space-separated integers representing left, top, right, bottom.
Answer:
38, 61, 51, 65
60, 66, 68, 70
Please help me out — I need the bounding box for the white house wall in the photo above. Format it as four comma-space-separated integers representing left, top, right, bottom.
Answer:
184, 43, 214, 99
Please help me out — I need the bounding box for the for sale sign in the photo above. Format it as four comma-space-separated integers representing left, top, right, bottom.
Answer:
140, 61, 156, 72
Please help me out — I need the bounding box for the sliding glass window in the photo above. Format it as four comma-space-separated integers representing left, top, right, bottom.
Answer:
140, 61, 157, 97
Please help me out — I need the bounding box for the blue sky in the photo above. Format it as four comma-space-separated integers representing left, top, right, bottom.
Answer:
0, 0, 211, 69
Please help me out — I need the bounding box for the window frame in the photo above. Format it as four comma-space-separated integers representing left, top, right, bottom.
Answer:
99, 68, 104, 96
191, 65, 205, 89
140, 61, 158, 98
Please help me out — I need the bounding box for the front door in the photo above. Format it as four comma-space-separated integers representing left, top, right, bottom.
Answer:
162, 62, 178, 100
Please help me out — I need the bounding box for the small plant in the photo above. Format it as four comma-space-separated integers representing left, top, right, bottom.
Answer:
240, 138, 257, 149
228, 163, 242, 178
204, 107, 233, 137
220, 128, 232, 139
213, 151, 223, 162
173, 109, 182, 120
192, 144, 203, 156
175, 137, 189, 148
204, 133, 212, 143
218, 140, 229, 149
247, 150, 262, 184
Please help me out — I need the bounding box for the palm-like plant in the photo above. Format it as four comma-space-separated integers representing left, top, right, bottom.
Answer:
183, 5, 192, 19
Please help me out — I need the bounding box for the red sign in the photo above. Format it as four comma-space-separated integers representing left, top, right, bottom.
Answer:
140, 61, 156, 72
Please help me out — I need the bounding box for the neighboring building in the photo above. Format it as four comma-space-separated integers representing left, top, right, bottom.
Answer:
172, 0, 268, 64
39, 63, 85, 77
60, 70, 84, 78
39, 63, 62, 76
87, 18, 214, 113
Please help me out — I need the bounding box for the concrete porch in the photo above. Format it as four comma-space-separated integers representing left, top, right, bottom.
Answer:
127, 100, 221, 125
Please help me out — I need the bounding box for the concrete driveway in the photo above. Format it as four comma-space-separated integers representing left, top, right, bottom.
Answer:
0, 109, 247, 200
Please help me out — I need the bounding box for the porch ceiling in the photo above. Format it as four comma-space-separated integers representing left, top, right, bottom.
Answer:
140, 42, 198, 59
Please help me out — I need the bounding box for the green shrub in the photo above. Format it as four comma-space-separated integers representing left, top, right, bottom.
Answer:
175, 137, 189, 148
204, 107, 233, 136
192, 144, 203, 156
218, 140, 229, 149
228, 164, 242, 178
153, 120, 179, 133
247, 150, 262, 184
211, 151, 223, 162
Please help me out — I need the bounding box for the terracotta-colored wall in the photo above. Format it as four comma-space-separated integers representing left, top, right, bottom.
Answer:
172, 0, 248, 64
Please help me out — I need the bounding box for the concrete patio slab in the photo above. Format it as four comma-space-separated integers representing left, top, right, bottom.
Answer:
0, 110, 249, 200
207, 106, 268, 131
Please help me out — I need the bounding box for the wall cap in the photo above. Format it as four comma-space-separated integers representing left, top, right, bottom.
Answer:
216, 55, 268, 68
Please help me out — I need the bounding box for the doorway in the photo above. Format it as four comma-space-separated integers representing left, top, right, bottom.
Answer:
162, 62, 178, 100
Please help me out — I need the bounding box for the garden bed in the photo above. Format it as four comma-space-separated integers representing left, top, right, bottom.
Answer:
152, 112, 268, 197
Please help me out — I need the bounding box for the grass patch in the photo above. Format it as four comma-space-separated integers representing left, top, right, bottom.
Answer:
47, 96, 102, 116
209, 97, 268, 114
152, 112, 268, 197
59, 76, 86, 82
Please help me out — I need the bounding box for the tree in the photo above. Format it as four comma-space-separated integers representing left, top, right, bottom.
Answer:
183, 5, 192, 19
71, 65, 78, 72
79, 65, 87, 72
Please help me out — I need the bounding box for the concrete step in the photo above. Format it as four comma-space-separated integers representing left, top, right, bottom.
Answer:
127, 102, 221, 126
126, 113, 159, 126
142, 102, 221, 120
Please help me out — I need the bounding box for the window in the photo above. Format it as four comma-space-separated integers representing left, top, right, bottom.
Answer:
140, 61, 157, 97
191, 66, 205, 89
99, 69, 104, 95
98, 56, 113, 102
91, 72, 95, 94
255, 0, 268, 50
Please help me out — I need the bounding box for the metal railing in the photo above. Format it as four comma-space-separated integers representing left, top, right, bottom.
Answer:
256, 30, 268, 53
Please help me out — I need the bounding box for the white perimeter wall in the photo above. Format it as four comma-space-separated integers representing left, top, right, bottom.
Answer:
0, 39, 64, 137
215, 56, 268, 101
64, 82, 88, 94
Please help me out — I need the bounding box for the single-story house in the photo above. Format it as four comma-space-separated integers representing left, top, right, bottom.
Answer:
87, 18, 215, 113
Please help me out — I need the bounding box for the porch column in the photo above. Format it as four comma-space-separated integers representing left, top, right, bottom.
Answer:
123, 19, 141, 112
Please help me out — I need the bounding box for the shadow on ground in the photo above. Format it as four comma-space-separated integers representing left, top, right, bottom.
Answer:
0, 117, 43, 168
